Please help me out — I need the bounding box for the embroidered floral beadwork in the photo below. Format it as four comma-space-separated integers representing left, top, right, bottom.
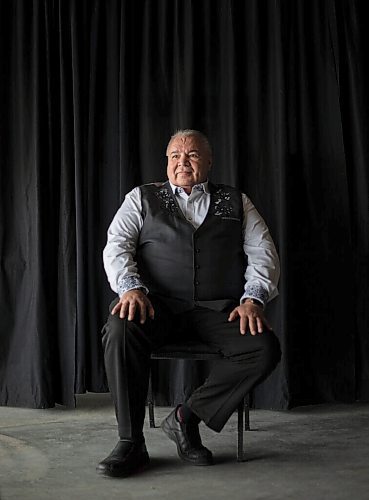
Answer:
212, 188, 234, 217
244, 283, 268, 305
155, 188, 179, 214
117, 275, 148, 296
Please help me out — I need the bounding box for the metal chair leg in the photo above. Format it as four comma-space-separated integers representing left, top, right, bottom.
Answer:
237, 401, 246, 462
244, 393, 250, 431
147, 370, 155, 428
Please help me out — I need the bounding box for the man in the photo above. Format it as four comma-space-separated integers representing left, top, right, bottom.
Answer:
98, 129, 281, 477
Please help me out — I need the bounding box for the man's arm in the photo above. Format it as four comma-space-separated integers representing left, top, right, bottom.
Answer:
228, 194, 280, 335
103, 187, 154, 323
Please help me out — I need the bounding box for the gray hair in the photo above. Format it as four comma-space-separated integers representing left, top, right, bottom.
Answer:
166, 129, 212, 156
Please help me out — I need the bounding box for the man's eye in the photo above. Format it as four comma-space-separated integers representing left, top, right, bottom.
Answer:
171, 154, 179, 159
189, 153, 199, 159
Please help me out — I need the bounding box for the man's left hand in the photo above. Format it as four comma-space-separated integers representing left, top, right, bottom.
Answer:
228, 301, 272, 335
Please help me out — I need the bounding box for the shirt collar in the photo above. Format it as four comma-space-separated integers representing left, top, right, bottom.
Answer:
168, 180, 210, 195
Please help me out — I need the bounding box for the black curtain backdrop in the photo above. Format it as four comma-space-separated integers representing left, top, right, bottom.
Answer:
0, 0, 368, 410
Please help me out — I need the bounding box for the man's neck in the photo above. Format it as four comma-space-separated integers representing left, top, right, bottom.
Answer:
168, 179, 209, 195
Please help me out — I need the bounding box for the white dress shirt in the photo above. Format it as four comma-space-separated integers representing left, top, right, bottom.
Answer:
103, 181, 280, 307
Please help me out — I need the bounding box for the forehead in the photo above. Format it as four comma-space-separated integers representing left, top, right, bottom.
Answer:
168, 135, 204, 153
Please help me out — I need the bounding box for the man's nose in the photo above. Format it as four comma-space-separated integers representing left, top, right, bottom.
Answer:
178, 154, 190, 166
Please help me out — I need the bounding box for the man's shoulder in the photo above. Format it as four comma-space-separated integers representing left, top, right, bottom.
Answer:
124, 183, 168, 204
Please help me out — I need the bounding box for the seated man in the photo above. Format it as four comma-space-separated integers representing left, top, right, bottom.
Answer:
98, 129, 281, 477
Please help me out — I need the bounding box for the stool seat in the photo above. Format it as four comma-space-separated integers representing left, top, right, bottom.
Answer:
147, 340, 250, 462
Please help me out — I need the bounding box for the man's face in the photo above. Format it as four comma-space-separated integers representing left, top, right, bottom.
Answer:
166, 135, 212, 192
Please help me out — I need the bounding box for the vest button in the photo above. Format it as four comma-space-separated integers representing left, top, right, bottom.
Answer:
195, 248, 200, 253
195, 265, 200, 269
195, 281, 200, 285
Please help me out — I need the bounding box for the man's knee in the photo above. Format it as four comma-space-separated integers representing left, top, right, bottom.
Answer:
102, 313, 153, 358
102, 313, 126, 350
102, 311, 140, 349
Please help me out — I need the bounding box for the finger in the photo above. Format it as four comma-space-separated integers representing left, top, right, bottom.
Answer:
249, 316, 258, 336
256, 317, 264, 333
120, 300, 129, 319
228, 309, 238, 322
111, 301, 122, 315
147, 301, 155, 320
128, 301, 137, 321
139, 301, 147, 324
240, 316, 248, 335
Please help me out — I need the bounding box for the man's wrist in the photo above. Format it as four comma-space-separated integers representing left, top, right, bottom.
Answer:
243, 284, 269, 306
117, 275, 149, 297
244, 297, 264, 308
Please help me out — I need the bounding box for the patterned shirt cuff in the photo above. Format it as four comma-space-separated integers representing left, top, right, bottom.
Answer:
242, 283, 269, 307
117, 276, 149, 297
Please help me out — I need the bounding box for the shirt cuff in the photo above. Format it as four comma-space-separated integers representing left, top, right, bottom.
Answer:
241, 283, 269, 307
117, 276, 149, 297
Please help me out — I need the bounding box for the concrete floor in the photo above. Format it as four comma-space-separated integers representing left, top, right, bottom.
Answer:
0, 394, 368, 500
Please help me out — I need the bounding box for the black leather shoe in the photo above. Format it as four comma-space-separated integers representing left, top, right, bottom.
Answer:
161, 407, 213, 466
96, 440, 150, 477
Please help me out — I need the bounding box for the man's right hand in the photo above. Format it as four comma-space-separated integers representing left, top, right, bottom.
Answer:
111, 289, 155, 324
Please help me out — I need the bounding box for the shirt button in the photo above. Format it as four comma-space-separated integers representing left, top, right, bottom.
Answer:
188, 217, 192, 221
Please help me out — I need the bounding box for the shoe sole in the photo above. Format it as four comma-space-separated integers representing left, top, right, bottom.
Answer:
161, 419, 213, 466
96, 454, 150, 478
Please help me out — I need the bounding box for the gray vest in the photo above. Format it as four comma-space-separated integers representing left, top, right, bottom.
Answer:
137, 181, 246, 313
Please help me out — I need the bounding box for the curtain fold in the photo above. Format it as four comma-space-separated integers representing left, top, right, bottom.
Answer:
0, 0, 367, 409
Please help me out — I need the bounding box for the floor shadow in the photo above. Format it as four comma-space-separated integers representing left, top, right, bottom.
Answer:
147, 457, 179, 468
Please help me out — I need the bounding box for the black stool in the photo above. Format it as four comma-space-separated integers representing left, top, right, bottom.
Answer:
147, 341, 250, 462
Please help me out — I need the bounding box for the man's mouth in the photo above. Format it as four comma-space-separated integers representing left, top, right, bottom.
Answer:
176, 169, 193, 175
